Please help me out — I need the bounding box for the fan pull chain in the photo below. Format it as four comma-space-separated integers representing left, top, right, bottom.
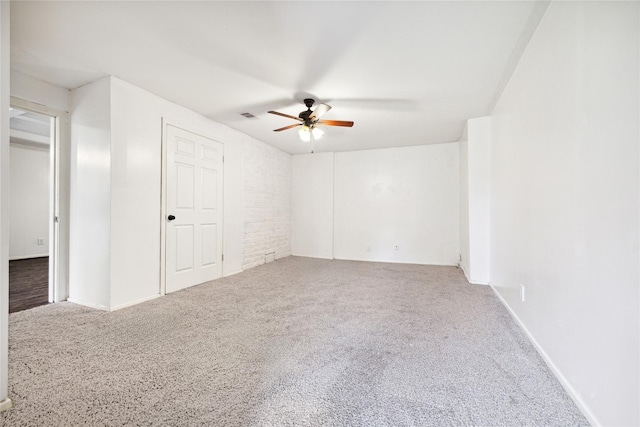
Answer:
310, 129, 314, 154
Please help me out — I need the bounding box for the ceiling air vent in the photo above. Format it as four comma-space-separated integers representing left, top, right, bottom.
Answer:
240, 112, 256, 119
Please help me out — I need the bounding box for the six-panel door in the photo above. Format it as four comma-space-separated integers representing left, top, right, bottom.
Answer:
165, 125, 223, 293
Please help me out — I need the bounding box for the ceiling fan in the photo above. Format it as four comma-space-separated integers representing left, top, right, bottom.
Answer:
268, 98, 354, 142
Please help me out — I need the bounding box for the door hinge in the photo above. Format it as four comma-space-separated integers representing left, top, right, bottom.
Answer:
222, 254, 224, 262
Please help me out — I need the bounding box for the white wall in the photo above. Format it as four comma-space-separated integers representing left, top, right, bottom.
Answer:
489, 2, 639, 425
70, 76, 292, 310
459, 138, 470, 275
292, 152, 334, 259
9, 143, 49, 259
462, 117, 491, 284
294, 143, 459, 265
0, 0, 11, 411
109, 77, 247, 308
334, 144, 459, 265
69, 77, 112, 310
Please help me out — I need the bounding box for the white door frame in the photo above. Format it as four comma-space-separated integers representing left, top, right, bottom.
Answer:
160, 119, 224, 295
9, 97, 70, 302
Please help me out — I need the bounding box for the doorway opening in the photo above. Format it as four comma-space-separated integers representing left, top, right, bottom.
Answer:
8, 106, 56, 313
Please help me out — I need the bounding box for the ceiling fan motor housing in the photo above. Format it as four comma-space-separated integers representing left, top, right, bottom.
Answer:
298, 111, 312, 122
299, 98, 315, 123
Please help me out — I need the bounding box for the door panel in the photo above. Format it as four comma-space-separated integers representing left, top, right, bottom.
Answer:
176, 163, 194, 209
201, 168, 217, 209
175, 225, 194, 272
201, 224, 217, 266
165, 125, 223, 293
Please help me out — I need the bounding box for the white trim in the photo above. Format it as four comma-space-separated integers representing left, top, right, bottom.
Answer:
490, 285, 599, 427
9, 97, 68, 116
291, 254, 334, 261
0, 0, 10, 405
332, 256, 458, 267
110, 294, 161, 311
8, 254, 48, 261
331, 152, 336, 260
10, 96, 70, 304
223, 269, 243, 277
0, 397, 12, 412
66, 298, 108, 311
160, 118, 168, 296
459, 262, 471, 282
459, 263, 490, 285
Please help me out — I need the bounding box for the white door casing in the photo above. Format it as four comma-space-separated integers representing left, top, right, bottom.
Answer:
165, 124, 223, 293
9, 96, 70, 303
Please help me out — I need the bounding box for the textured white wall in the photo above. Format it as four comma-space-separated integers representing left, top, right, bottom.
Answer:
9, 143, 49, 259
333, 144, 459, 265
242, 136, 292, 270
490, 2, 639, 425
292, 153, 334, 259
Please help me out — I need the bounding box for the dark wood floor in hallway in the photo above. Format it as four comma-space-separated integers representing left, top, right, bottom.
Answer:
9, 257, 49, 313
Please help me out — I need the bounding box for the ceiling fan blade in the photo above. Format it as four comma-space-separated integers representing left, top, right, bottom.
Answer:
309, 103, 331, 121
268, 110, 303, 121
317, 119, 354, 127
273, 123, 302, 132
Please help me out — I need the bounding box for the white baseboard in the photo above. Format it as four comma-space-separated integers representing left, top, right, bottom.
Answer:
223, 269, 243, 277
489, 285, 599, 427
69, 294, 161, 311
9, 254, 48, 261
291, 253, 334, 260
110, 294, 161, 311
459, 263, 489, 285
333, 256, 458, 267
459, 263, 474, 283
0, 398, 13, 412
66, 298, 108, 311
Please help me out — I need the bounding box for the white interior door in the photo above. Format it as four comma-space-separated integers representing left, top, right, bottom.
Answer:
165, 125, 223, 293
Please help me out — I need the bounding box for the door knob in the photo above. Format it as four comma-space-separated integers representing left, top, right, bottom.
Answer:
168, 215, 176, 221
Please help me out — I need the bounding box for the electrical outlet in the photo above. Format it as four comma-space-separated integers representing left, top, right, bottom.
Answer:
520, 284, 526, 302
366, 245, 372, 252
37, 238, 44, 245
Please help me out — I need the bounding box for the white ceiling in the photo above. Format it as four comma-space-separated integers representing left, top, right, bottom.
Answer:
10, 1, 548, 155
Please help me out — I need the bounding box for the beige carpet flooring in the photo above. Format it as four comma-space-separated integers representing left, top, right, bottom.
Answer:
1, 256, 587, 426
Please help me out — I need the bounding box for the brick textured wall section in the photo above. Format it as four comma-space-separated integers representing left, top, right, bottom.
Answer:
242, 137, 292, 270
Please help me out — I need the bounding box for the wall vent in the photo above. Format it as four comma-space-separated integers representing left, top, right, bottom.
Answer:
265, 252, 276, 264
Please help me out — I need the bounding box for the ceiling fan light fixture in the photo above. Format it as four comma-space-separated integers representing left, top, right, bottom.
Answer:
298, 125, 311, 142
312, 127, 324, 140
298, 125, 324, 142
